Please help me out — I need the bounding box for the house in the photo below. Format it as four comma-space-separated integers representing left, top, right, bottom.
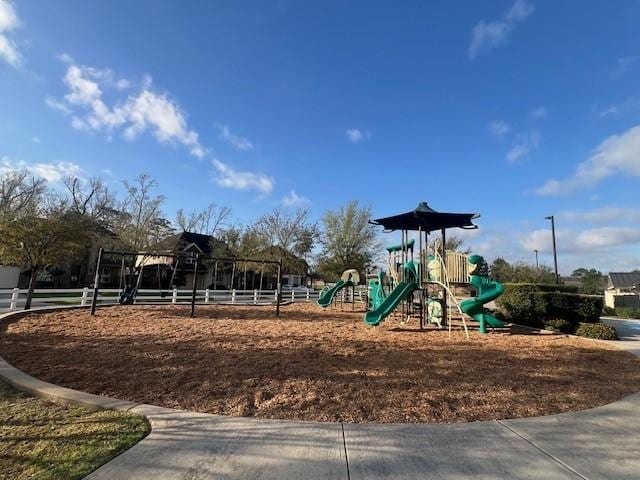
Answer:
143, 231, 234, 289
254, 245, 310, 288
605, 272, 640, 309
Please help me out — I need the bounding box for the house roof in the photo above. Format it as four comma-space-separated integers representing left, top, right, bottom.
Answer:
150, 231, 221, 256
609, 272, 640, 289
370, 202, 479, 232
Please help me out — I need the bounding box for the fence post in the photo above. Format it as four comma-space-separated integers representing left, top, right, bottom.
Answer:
205, 288, 210, 304
232, 289, 236, 304
291, 290, 295, 302
81, 287, 89, 306
254, 289, 258, 304
172, 288, 178, 304
10, 288, 19, 311
306, 289, 310, 302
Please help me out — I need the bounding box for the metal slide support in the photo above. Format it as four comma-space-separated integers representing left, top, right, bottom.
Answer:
190, 253, 200, 318
90, 247, 103, 316
276, 259, 282, 317
441, 228, 447, 326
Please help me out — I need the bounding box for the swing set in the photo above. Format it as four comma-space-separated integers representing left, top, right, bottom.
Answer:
90, 248, 283, 318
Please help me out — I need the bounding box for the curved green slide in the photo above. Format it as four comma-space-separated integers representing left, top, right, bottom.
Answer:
317, 279, 354, 307
460, 255, 505, 333
364, 262, 419, 326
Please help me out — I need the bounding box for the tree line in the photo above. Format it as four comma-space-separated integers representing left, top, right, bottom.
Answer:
0, 169, 381, 301
0, 169, 608, 299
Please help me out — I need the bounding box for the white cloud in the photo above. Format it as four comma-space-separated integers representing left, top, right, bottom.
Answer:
536, 124, 640, 195
46, 58, 205, 158
468, 0, 534, 59
281, 190, 310, 208
559, 206, 640, 225
346, 128, 370, 144
598, 106, 618, 118
215, 124, 254, 151
529, 107, 547, 119
506, 130, 539, 164
611, 56, 638, 78
1, 156, 82, 183
211, 159, 273, 194
45, 96, 72, 114
488, 120, 510, 137
521, 226, 640, 254
0, 0, 21, 67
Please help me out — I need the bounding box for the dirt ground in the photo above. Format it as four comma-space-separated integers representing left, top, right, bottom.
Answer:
1, 303, 640, 424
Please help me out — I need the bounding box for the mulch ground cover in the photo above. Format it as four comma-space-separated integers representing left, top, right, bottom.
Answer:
1, 303, 640, 424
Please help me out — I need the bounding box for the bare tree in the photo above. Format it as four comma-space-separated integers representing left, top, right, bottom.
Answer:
175, 203, 231, 237
250, 208, 318, 258
0, 169, 47, 219
63, 176, 116, 223
114, 174, 168, 249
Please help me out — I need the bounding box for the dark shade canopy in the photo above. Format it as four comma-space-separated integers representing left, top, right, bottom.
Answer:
370, 202, 479, 232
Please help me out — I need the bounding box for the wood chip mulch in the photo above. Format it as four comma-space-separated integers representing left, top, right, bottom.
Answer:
1, 303, 639, 424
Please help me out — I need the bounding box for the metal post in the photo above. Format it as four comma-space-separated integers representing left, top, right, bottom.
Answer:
190, 253, 200, 318
90, 247, 103, 315
546, 215, 559, 284
441, 228, 447, 326
276, 259, 282, 317
534, 249, 539, 270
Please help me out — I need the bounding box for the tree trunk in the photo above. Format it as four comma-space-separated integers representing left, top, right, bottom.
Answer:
24, 267, 37, 310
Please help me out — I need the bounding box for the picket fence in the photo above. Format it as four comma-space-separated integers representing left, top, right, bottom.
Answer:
0, 287, 325, 312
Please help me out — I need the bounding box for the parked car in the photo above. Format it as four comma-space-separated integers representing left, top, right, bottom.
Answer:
281, 284, 313, 293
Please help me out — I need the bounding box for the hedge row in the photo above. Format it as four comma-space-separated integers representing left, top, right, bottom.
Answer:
503, 283, 580, 294
497, 283, 603, 328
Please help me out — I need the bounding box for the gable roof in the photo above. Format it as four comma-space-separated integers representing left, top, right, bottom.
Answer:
609, 272, 640, 289
149, 231, 227, 256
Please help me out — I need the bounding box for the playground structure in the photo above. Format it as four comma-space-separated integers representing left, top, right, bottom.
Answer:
364, 202, 505, 335
89, 248, 283, 317
317, 269, 360, 308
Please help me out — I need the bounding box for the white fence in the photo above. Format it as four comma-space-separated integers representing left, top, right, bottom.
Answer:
0, 288, 321, 312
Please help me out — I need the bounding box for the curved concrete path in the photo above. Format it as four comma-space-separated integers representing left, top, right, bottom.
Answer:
2, 309, 640, 479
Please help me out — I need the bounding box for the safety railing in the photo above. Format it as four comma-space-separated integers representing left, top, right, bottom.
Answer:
0, 287, 320, 312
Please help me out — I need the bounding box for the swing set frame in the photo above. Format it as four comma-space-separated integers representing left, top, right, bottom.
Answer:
90, 247, 283, 318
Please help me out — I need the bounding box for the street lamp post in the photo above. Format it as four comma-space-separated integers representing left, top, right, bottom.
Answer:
545, 215, 559, 284
534, 249, 539, 270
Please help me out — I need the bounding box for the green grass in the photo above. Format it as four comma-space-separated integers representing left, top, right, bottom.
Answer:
0, 379, 149, 480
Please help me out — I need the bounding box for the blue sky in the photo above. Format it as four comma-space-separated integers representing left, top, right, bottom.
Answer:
1, 0, 640, 273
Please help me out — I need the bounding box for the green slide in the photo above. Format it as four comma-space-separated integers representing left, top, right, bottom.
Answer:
460, 255, 505, 333
364, 262, 419, 326
317, 279, 353, 307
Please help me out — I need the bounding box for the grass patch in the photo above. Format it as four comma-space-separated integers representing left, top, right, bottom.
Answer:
0, 379, 149, 480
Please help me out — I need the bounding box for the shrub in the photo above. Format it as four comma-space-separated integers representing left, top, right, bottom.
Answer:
575, 323, 618, 340
616, 307, 640, 319
496, 284, 545, 328
602, 306, 616, 316
497, 283, 603, 328
544, 318, 576, 334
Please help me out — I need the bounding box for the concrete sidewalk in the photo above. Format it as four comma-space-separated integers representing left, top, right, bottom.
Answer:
2, 312, 640, 479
